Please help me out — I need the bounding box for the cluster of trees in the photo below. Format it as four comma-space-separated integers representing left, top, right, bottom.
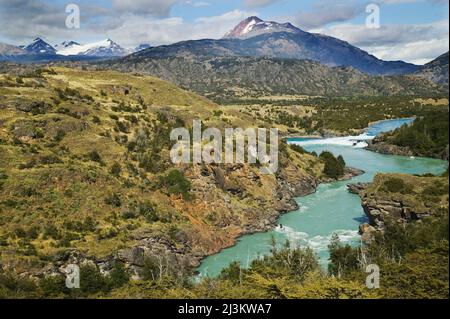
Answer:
320, 151, 346, 179
383, 109, 449, 159
0, 262, 130, 298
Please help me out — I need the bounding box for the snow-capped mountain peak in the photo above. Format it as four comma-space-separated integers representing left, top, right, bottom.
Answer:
57, 39, 128, 57
55, 41, 80, 49
24, 37, 56, 55
224, 16, 301, 39
134, 44, 152, 53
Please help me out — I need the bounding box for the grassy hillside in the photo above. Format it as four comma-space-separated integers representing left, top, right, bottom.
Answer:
416, 52, 449, 85
102, 56, 446, 102
0, 66, 447, 299
0, 67, 327, 281
2, 172, 446, 299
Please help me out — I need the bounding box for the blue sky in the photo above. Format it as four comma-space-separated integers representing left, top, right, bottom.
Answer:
0, 0, 448, 64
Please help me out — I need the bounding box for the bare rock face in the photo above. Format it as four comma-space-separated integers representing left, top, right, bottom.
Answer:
117, 247, 145, 267
347, 183, 369, 195
361, 198, 424, 228
359, 223, 377, 244
350, 173, 449, 247
366, 138, 414, 157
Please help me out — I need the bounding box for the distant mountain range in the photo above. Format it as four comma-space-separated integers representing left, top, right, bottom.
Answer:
55, 39, 128, 57
105, 55, 447, 101
105, 16, 447, 99
0, 43, 26, 56
132, 16, 419, 76
0, 16, 448, 89
0, 37, 142, 62
416, 51, 449, 85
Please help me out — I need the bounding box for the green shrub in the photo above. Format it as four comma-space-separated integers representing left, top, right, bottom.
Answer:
53, 129, 66, 142
219, 261, 242, 284
320, 151, 344, 179
382, 178, 413, 194
337, 155, 346, 167
138, 201, 158, 222
0, 272, 38, 298
92, 116, 101, 124
290, 144, 307, 154
39, 275, 70, 297
79, 264, 108, 295
97, 227, 118, 240
328, 234, 359, 277
40, 155, 63, 165
43, 224, 61, 240
108, 262, 130, 289
422, 182, 448, 197
105, 193, 122, 207
159, 170, 192, 200
87, 151, 103, 164
110, 162, 122, 177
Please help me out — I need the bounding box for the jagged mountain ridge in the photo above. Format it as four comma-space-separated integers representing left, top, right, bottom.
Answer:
56, 39, 128, 57
24, 37, 56, 55
416, 51, 449, 85
0, 42, 26, 56
132, 16, 419, 76
223, 16, 299, 39
105, 56, 445, 100
0, 38, 128, 61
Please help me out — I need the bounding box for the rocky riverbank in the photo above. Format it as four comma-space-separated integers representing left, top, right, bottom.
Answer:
348, 173, 449, 244
367, 135, 449, 161
366, 138, 414, 157
20, 150, 329, 279
48, 162, 366, 280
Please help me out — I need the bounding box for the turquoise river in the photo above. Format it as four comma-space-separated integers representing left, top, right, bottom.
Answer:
197, 118, 448, 278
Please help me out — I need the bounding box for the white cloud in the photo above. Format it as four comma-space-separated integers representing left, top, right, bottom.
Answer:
295, 2, 365, 30
111, 0, 179, 17
313, 19, 449, 64
108, 10, 254, 47
368, 39, 448, 64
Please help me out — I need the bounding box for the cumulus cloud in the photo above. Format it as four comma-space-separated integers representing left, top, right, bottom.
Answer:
111, 0, 178, 17
0, 0, 115, 44
0, 0, 245, 46
313, 19, 449, 64
109, 10, 253, 47
295, 1, 365, 30
293, 0, 448, 30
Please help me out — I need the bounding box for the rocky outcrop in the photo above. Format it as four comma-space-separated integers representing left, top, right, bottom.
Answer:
347, 182, 369, 195
362, 198, 406, 228
349, 173, 450, 244
366, 138, 414, 157
358, 223, 377, 244
353, 174, 446, 231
